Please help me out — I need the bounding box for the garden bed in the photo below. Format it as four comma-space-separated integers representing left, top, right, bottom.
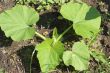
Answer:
0, 0, 110, 73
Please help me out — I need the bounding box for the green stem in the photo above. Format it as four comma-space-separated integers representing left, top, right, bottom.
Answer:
35, 32, 46, 40
55, 24, 73, 43
30, 49, 36, 73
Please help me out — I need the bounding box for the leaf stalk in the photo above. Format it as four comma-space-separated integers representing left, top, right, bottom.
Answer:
35, 32, 46, 40
55, 24, 73, 43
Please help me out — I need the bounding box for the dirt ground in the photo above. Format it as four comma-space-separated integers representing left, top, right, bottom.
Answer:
0, 0, 110, 73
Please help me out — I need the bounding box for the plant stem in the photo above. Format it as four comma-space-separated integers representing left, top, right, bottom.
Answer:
35, 32, 46, 40
30, 49, 36, 73
55, 24, 73, 43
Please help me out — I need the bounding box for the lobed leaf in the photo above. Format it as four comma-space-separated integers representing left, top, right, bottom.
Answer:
36, 38, 64, 72
63, 41, 90, 71
0, 4, 39, 41
60, 3, 101, 38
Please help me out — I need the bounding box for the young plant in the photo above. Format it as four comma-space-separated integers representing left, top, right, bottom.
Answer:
0, 1, 104, 73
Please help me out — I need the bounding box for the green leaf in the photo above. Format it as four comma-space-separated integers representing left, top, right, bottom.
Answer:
73, 17, 100, 38
47, 0, 54, 3
36, 38, 64, 72
0, 4, 39, 41
63, 41, 90, 71
0, 68, 4, 73
63, 51, 73, 65
60, 3, 101, 38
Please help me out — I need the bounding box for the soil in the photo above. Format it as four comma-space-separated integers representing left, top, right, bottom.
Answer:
0, 0, 110, 73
